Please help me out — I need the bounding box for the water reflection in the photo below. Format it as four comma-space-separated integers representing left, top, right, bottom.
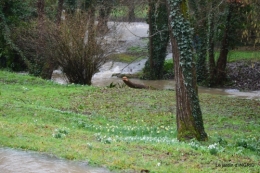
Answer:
0, 148, 111, 173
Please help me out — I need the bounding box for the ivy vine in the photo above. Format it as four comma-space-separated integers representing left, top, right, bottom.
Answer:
143, 0, 169, 80
167, 0, 207, 140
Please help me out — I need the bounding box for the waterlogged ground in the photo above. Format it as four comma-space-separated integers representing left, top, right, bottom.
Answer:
0, 148, 111, 173
0, 71, 259, 173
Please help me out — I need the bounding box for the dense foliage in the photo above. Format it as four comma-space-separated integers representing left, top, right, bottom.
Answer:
0, 0, 33, 71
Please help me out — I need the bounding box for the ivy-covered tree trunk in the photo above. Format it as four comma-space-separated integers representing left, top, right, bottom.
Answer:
166, 0, 207, 141
143, 0, 169, 80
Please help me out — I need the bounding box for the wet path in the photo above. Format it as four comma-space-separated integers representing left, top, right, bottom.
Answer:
0, 148, 111, 173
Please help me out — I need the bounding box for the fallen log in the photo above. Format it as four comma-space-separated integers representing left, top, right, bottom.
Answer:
122, 76, 151, 89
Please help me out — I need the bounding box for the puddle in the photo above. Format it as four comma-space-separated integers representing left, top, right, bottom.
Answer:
0, 148, 111, 173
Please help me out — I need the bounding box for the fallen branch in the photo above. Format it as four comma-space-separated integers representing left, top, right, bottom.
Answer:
122, 76, 152, 89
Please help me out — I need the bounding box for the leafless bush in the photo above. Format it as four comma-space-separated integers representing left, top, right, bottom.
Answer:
14, 21, 48, 77
47, 12, 119, 85
16, 11, 120, 85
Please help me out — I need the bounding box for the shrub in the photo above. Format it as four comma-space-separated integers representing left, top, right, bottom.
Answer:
16, 11, 119, 84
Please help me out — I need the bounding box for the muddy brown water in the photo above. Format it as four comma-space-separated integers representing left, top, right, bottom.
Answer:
52, 71, 260, 100
0, 148, 111, 173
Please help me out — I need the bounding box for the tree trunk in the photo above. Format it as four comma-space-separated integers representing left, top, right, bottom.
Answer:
144, 0, 169, 80
215, 4, 233, 85
56, 0, 64, 26
97, 3, 111, 34
128, 3, 135, 22
148, 0, 154, 76
36, 0, 55, 79
166, 0, 207, 141
208, 1, 216, 86
190, 0, 208, 83
37, 0, 44, 38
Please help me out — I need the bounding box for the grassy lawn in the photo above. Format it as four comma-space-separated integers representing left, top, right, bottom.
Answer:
212, 50, 260, 62
0, 71, 259, 173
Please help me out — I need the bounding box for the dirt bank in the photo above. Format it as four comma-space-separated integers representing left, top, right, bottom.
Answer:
226, 61, 260, 91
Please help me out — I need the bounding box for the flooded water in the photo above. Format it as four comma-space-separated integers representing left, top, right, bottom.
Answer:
52, 60, 260, 100
0, 148, 111, 173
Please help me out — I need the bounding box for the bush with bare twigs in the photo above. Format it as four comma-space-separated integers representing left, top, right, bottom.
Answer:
16, 11, 119, 85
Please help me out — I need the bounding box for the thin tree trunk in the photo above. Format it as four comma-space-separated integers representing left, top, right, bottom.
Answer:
37, 0, 45, 39
97, 4, 111, 34
128, 3, 135, 22
215, 4, 233, 85
191, 1, 208, 82
56, 0, 64, 26
37, 0, 55, 79
166, 0, 207, 141
148, 0, 154, 75
208, 2, 216, 86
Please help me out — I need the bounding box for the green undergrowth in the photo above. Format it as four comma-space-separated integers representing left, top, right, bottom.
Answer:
0, 70, 259, 173
111, 5, 147, 20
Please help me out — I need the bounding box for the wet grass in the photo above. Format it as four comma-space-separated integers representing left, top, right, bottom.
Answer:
111, 5, 147, 20
213, 50, 260, 62
108, 53, 145, 63
0, 70, 259, 173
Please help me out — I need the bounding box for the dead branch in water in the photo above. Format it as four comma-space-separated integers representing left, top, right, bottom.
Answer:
122, 76, 153, 89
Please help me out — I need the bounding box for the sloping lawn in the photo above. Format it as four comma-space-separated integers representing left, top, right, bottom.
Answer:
0, 70, 259, 172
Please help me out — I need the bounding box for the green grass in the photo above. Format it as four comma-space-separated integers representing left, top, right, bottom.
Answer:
111, 5, 147, 19
213, 50, 260, 62
108, 53, 143, 63
108, 45, 148, 63
0, 70, 259, 172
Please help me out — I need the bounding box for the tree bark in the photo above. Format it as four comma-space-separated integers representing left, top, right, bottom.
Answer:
215, 3, 233, 85
144, 0, 169, 80
166, 0, 207, 141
